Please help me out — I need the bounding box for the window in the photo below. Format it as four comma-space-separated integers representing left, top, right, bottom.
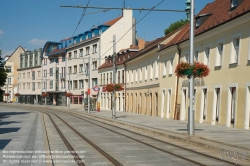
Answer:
131, 70, 133, 83
92, 61, 97, 70
27, 83, 30, 89
79, 49, 83, 57
231, 0, 238, 10
196, 19, 200, 28
150, 62, 153, 79
68, 52, 72, 60
155, 61, 159, 79
27, 72, 30, 79
32, 71, 35, 80
86, 47, 90, 55
126, 71, 129, 83
140, 67, 142, 81
168, 58, 173, 75
23, 83, 25, 89
38, 71, 41, 77
25, 55, 28, 67
32, 83, 35, 91
29, 54, 33, 67
79, 64, 83, 73
79, 80, 84, 89
23, 73, 25, 79
6, 66, 11, 73
216, 43, 224, 66
73, 80, 78, 89
74, 51, 77, 58
74, 65, 77, 73
43, 70, 47, 77
50, 80, 53, 89
43, 82, 46, 89
62, 55, 66, 62
20, 56, 23, 68
185, 54, 189, 62
107, 73, 109, 84
92, 44, 97, 53
68, 67, 72, 74
118, 71, 120, 84
35, 52, 38, 65
205, 47, 210, 65
43, 58, 47, 66
103, 73, 105, 84
92, 78, 98, 87
110, 72, 112, 84
18, 73, 21, 79
122, 70, 124, 83
50, 68, 53, 76
145, 64, 147, 81
85, 63, 89, 69
135, 69, 138, 82
231, 37, 240, 64
163, 60, 167, 76
7, 78, 11, 84
38, 82, 40, 89
194, 51, 199, 62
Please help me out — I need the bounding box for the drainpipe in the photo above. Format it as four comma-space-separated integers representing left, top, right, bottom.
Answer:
174, 45, 181, 120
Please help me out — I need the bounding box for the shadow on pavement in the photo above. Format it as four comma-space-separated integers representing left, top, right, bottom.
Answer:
0, 139, 12, 150
0, 128, 20, 134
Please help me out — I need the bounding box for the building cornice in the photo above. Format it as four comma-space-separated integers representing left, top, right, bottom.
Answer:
67, 36, 100, 50
126, 83, 159, 90
17, 66, 41, 71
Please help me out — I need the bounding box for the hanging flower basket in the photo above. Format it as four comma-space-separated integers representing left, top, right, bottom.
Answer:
41, 92, 49, 97
114, 84, 124, 91
4, 93, 10, 96
175, 61, 210, 78
14, 93, 20, 97
65, 92, 73, 97
105, 84, 124, 92
106, 84, 115, 92
193, 62, 210, 78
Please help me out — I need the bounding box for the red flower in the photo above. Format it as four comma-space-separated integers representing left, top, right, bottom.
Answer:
41, 92, 49, 97
65, 92, 73, 97
4, 93, 10, 96
14, 93, 20, 96
105, 84, 124, 92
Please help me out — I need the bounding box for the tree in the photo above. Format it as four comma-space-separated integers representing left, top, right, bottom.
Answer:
164, 19, 189, 36
0, 50, 7, 87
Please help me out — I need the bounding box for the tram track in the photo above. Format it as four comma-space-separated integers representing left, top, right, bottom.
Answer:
2, 104, 247, 166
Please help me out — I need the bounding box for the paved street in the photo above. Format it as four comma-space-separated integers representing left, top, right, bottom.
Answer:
0, 103, 249, 166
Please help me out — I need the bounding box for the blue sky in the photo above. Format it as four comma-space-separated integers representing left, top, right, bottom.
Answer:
0, 0, 213, 57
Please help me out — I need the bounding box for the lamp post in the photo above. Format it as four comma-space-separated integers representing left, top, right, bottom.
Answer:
188, 0, 195, 136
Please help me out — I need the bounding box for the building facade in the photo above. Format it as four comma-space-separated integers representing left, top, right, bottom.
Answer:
65, 9, 136, 109
2, 46, 25, 102
17, 49, 43, 104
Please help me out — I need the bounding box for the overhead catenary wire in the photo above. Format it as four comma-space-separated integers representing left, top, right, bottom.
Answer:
72, 0, 91, 37
99, 0, 165, 59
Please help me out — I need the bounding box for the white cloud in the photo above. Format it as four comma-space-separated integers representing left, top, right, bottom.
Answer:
29, 38, 47, 46
0, 30, 3, 35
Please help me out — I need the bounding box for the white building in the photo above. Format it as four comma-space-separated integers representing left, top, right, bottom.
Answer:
66, 9, 136, 109
17, 49, 43, 104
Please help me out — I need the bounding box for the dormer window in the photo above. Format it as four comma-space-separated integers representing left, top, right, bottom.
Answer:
231, 0, 243, 11
196, 19, 201, 28
231, 0, 238, 9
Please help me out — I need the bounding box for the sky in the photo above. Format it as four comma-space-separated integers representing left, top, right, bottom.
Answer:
0, 0, 214, 57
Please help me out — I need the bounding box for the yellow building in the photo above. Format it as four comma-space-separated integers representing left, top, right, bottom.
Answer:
2, 46, 25, 102
125, 0, 250, 129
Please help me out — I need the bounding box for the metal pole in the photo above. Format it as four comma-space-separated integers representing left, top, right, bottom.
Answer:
6, 83, 8, 103
68, 72, 71, 110
88, 56, 90, 114
112, 35, 116, 119
45, 77, 47, 106
188, 0, 195, 136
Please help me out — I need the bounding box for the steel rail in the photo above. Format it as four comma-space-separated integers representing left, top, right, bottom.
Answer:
3, 105, 243, 166
45, 112, 85, 166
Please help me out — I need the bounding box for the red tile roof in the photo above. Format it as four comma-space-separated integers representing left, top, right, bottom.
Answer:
104, 16, 122, 26
160, 0, 250, 51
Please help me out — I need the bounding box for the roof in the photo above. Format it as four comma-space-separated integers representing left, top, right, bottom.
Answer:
4, 46, 25, 62
182, 0, 250, 43
47, 48, 66, 56
104, 16, 122, 26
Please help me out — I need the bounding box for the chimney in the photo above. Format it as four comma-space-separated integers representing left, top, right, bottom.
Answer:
138, 39, 145, 50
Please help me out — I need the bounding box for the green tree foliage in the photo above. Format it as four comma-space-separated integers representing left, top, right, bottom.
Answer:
0, 51, 7, 87
164, 19, 189, 35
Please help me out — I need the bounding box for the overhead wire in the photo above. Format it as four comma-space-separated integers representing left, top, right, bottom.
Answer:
99, 0, 165, 59
72, 0, 91, 37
